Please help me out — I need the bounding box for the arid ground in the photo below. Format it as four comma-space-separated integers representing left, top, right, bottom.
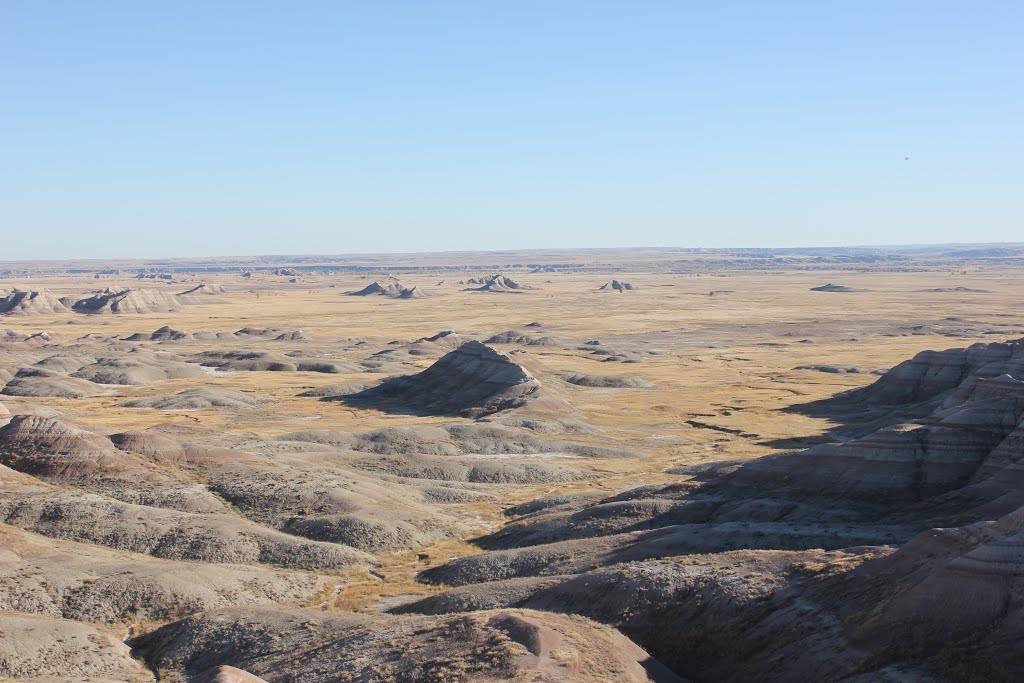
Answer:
2, 245, 1023, 682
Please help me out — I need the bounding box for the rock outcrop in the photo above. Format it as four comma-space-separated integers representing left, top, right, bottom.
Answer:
70, 355, 206, 385
465, 275, 534, 292
0, 523, 330, 623
485, 331, 557, 346
178, 283, 226, 297
396, 285, 428, 298
561, 373, 653, 388
341, 341, 559, 417
191, 666, 269, 683
403, 336, 1024, 681
1, 368, 108, 398
0, 612, 154, 681
120, 388, 277, 410
73, 288, 184, 314
346, 281, 405, 296
0, 289, 69, 316
810, 283, 865, 292
598, 280, 636, 291
132, 606, 678, 683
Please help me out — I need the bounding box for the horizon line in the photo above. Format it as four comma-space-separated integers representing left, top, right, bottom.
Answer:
3, 241, 1024, 267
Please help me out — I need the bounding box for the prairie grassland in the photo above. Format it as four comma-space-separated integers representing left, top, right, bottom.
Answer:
3, 264, 1019, 608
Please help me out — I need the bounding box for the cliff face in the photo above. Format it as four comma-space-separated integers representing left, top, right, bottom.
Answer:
0, 290, 69, 316
849, 338, 1024, 407
733, 339, 1024, 506
72, 288, 183, 314
404, 337, 1024, 681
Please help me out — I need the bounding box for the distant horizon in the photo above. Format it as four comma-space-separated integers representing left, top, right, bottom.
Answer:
2, 240, 1024, 268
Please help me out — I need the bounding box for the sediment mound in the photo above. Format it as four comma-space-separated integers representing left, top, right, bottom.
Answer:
0, 415, 220, 512
598, 280, 637, 291
233, 327, 309, 340
561, 373, 653, 388
465, 274, 535, 293
131, 606, 676, 683
0, 330, 56, 346
345, 281, 405, 296
810, 283, 865, 292
0, 415, 118, 467
0, 489, 370, 570
414, 330, 466, 351
0, 523, 329, 623
405, 336, 1024, 681
72, 355, 206, 385
121, 389, 278, 410
194, 350, 355, 373
1, 368, 107, 398
340, 341, 558, 417
32, 354, 96, 375
832, 336, 1024, 408
0, 426, 223, 515
178, 283, 227, 297
794, 364, 864, 374
0, 612, 153, 681
396, 285, 428, 298
485, 331, 557, 346
923, 286, 990, 293
72, 288, 184, 314
192, 666, 269, 683
144, 325, 192, 341
0, 289, 70, 316
280, 422, 639, 459
298, 381, 375, 398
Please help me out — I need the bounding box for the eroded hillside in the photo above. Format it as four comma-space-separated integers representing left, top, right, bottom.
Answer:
1, 254, 1022, 682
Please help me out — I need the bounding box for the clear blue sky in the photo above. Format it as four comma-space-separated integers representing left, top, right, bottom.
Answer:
2, 1, 1021, 260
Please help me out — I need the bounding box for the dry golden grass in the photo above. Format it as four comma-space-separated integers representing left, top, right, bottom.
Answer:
4, 264, 1021, 607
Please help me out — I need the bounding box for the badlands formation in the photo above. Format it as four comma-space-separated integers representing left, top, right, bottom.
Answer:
1, 244, 1023, 682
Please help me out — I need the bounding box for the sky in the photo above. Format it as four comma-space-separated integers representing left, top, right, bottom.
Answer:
1, 1, 1021, 260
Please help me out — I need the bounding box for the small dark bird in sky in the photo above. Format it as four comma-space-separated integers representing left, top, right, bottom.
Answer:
905, 156, 910, 161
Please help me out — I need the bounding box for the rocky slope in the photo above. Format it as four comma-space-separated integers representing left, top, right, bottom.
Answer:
0, 289, 70, 316
341, 341, 565, 417
73, 288, 184, 314
598, 280, 636, 291
404, 336, 1024, 682
131, 606, 681, 683
464, 275, 535, 293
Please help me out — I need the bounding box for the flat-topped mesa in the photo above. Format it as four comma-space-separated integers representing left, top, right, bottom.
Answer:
0, 289, 70, 316
72, 288, 183, 314
598, 280, 636, 291
341, 340, 561, 417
